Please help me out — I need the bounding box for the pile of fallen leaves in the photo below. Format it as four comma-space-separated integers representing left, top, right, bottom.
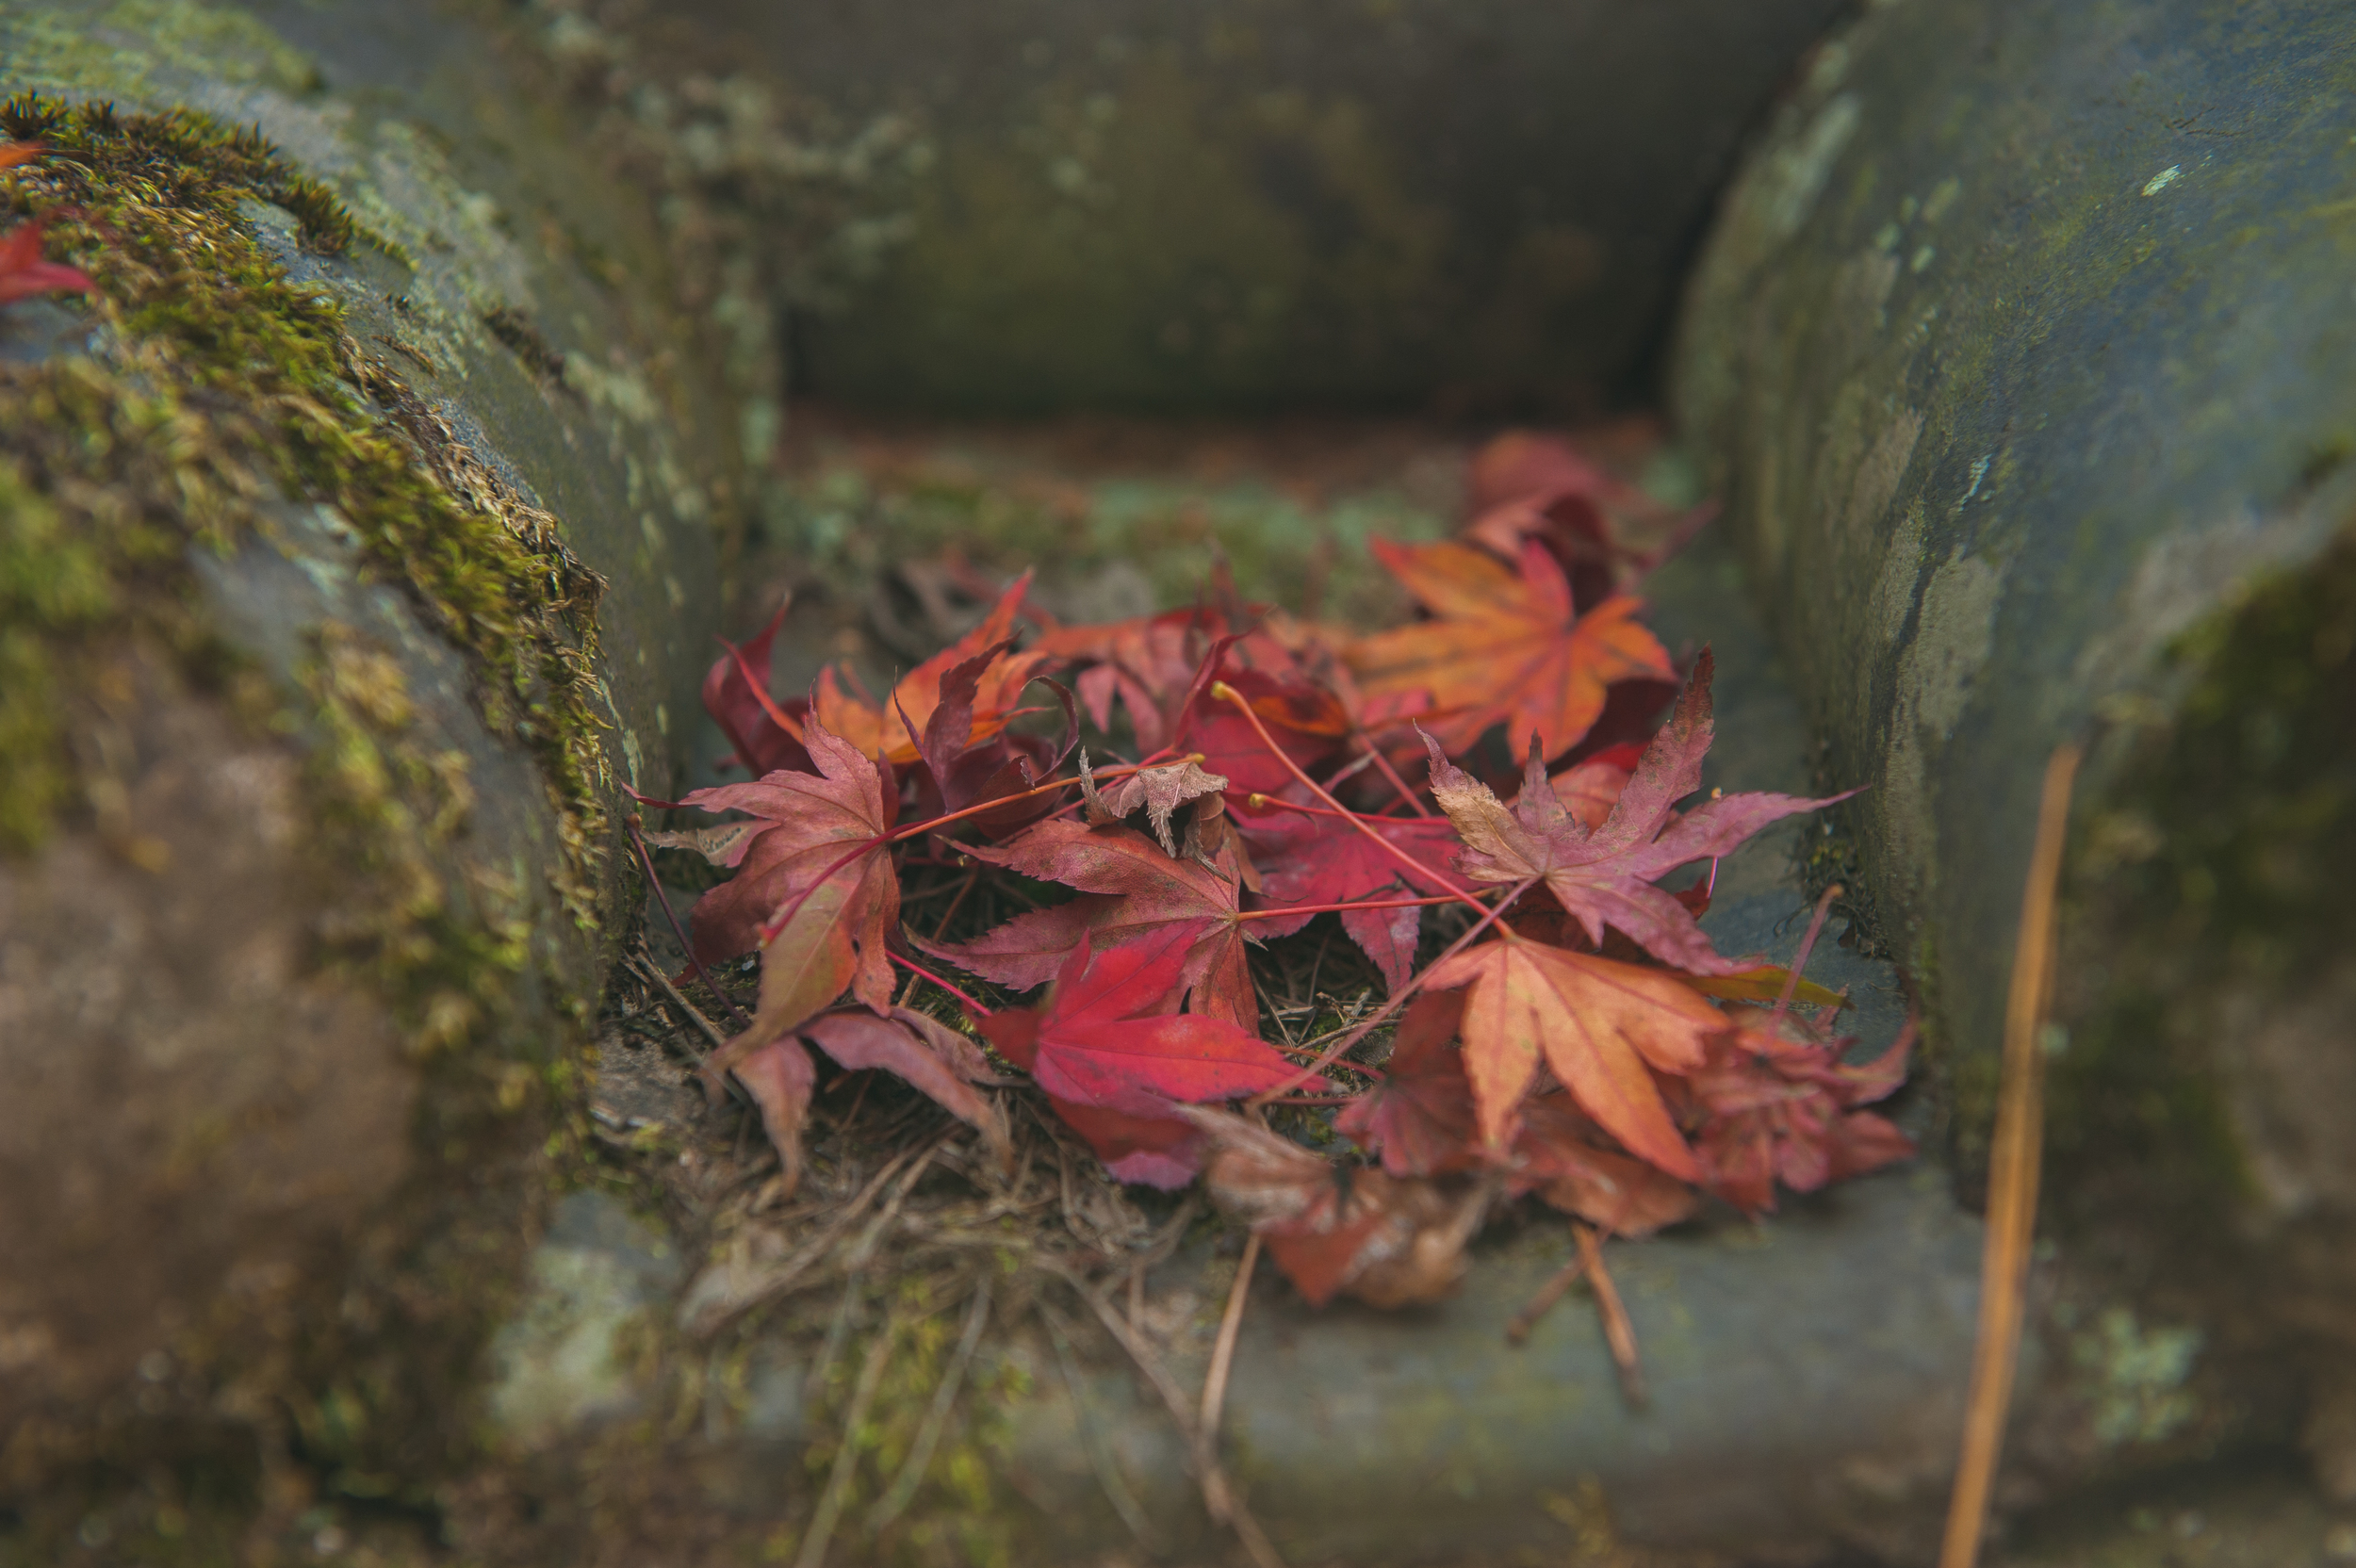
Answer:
642, 432, 1913, 1322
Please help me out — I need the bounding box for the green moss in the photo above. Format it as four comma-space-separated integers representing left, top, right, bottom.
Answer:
0, 92, 622, 1538
2046, 527, 2356, 1217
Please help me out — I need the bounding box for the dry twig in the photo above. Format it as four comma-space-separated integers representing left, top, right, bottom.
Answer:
794, 1312, 900, 1568
1575, 1223, 1645, 1408
1038, 1259, 1287, 1568
1939, 743, 2079, 1568
1199, 1233, 1261, 1467
868, 1277, 994, 1531
1505, 1250, 1588, 1347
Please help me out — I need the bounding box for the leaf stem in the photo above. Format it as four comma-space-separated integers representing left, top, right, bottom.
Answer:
626, 815, 752, 1029
716, 631, 804, 743
1210, 681, 1481, 912
1358, 735, 1433, 817
1234, 892, 1469, 923
886, 949, 993, 1018
1247, 874, 1537, 1106
888, 752, 1193, 844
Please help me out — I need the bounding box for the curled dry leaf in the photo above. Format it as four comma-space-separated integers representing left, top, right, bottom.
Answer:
1080, 752, 1229, 857
1424, 649, 1845, 976
1182, 1107, 1491, 1309
1686, 1012, 1916, 1215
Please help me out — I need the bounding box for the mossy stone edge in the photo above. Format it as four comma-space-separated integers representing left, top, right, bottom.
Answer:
0, 0, 728, 1545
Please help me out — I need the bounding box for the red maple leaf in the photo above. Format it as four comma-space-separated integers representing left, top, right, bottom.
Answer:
733, 1006, 1009, 1194
0, 217, 95, 306
1183, 1107, 1489, 1308
980, 936, 1312, 1186
1334, 990, 1479, 1177
924, 819, 1262, 1028
1344, 538, 1674, 762
1423, 648, 1846, 975
700, 598, 814, 777
1686, 1011, 1916, 1215
1235, 801, 1461, 991
1420, 935, 1725, 1179
907, 638, 1077, 838
1172, 655, 1355, 799
662, 719, 900, 1077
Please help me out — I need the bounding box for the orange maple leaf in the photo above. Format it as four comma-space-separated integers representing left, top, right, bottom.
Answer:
1421, 934, 1724, 1180
1343, 538, 1673, 761
811, 572, 1051, 765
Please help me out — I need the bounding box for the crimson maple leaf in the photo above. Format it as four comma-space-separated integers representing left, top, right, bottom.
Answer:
1173, 656, 1355, 799
980, 936, 1311, 1186
0, 217, 95, 306
1423, 648, 1846, 975
1235, 801, 1461, 992
908, 638, 1078, 838
701, 598, 814, 777
734, 1006, 1009, 1194
1344, 538, 1674, 762
1334, 990, 1479, 1177
1420, 935, 1725, 1179
661, 719, 900, 1078
923, 820, 1261, 1027
1182, 1107, 1489, 1308
1686, 1011, 1916, 1215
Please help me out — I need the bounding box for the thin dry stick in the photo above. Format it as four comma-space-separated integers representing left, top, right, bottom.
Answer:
1199, 1234, 1261, 1467
1039, 1300, 1170, 1556
626, 817, 752, 1029
1574, 1223, 1646, 1408
1210, 680, 1481, 909
1939, 743, 2080, 1568
1251, 874, 1537, 1104
1039, 1261, 1287, 1568
794, 1314, 899, 1568
629, 954, 729, 1058
1505, 1252, 1588, 1347
867, 1278, 993, 1532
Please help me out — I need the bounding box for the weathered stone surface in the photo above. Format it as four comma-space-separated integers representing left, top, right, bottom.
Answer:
0, 0, 729, 1519
1673, 0, 2356, 1435
610, 0, 1850, 415
453, 522, 2286, 1566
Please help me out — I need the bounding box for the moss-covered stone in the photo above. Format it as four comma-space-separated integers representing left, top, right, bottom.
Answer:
1671, 0, 2356, 1462
0, 0, 734, 1549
